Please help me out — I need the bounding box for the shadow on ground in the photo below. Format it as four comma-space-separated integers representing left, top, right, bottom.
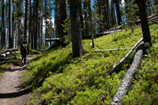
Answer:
0, 87, 32, 98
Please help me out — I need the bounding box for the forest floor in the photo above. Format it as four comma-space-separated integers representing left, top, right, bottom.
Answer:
0, 54, 36, 105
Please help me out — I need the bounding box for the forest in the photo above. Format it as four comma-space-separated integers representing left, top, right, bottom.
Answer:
0, 0, 158, 105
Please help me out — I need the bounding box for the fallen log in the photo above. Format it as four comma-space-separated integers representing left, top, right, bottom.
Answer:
108, 37, 143, 75
0, 56, 17, 61
109, 24, 124, 31
45, 38, 60, 41
110, 41, 144, 105
82, 30, 122, 39
0, 48, 18, 54
0, 60, 10, 65
93, 47, 132, 52
136, 14, 158, 25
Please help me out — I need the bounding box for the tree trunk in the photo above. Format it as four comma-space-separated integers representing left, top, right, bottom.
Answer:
55, 0, 59, 38
135, 0, 152, 46
12, 4, 16, 48
33, 0, 36, 49
24, 0, 29, 40
105, 0, 109, 29
84, 0, 89, 34
9, 0, 13, 48
111, 0, 116, 27
60, 0, 68, 43
80, 1, 84, 35
114, 0, 122, 25
2, 0, 6, 48
97, 0, 102, 32
69, 0, 84, 58
40, 7, 43, 49
45, 0, 47, 47
34, 0, 39, 49
88, 0, 94, 47
29, 0, 32, 48
111, 41, 144, 105
31, 1, 34, 49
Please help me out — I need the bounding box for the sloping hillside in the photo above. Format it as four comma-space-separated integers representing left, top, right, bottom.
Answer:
22, 24, 158, 105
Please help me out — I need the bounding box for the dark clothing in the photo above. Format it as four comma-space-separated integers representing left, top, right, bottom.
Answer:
20, 42, 29, 65
22, 54, 26, 64
20, 42, 29, 55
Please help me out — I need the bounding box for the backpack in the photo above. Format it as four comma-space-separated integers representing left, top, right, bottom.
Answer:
22, 43, 28, 53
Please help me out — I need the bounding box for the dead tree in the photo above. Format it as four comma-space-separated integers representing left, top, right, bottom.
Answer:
110, 41, 144, 105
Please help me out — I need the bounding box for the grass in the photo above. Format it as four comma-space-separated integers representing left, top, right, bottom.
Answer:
21, 24, 158, 105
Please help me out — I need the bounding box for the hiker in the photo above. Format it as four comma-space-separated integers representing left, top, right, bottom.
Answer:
20, 39, 29, 66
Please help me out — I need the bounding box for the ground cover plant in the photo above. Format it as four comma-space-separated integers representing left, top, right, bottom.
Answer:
22, 24, 158, 105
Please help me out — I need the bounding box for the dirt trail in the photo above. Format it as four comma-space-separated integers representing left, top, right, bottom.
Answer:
0, 54, 36, 105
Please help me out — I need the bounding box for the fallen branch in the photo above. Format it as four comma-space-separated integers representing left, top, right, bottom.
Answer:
108, 37, 143, 75
90, 43, 100, 50
45, 38, 60, 41
82, 30, 122, 39
93, 47, 132, 52
110, 41, 144, 105
0, 56, 17, 61
0, 60, 10, 65
0, 48, 18, 54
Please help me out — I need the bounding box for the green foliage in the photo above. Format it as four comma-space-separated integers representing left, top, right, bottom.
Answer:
152, 1, 158, 15
22, 24, 158, 105
0, 63, 10, 75
122, 24, 158, 105
124, 0, 139, 33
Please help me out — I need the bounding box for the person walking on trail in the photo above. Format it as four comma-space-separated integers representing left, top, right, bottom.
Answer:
20, 39, 29, 66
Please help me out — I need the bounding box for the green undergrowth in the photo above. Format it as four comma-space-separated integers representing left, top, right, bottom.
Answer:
122, 25, 158, 105
22, 24, 158, 105
0, 63, 10, 75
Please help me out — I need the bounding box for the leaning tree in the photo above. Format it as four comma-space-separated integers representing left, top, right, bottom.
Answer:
135, 0, 152, 47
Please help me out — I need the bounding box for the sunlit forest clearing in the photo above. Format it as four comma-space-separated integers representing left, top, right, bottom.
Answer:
0, 0, 158, 105
19, 24, 158, 105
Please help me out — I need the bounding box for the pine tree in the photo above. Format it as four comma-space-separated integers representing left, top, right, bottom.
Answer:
69, 0, 84, 58
135, 0, 152, 46
9, 0, 13, 48
114, 0, 122, 25
1, 0, 6, 48
24, 0, 29, 40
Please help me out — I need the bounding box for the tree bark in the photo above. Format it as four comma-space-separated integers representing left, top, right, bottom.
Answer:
24, 0, 29, 40
110, 41, 144, 105
2, 0, 6, 48
80, 1, 84, 35
69, 0, 84, 58
105, 0, 109, 29
84, 0, 89, 34
60, 0, 68, 43
55, 0, 59, 38
111, 0, 116, 27
97, 0, 102, 32
40, 5, 43, 49
9, 0, 13, 48
34, 0, 38, 49
88, 0, 94, 47
114, 0, 122, 25
135, 0, 152, 46
29, 0, 32, 48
